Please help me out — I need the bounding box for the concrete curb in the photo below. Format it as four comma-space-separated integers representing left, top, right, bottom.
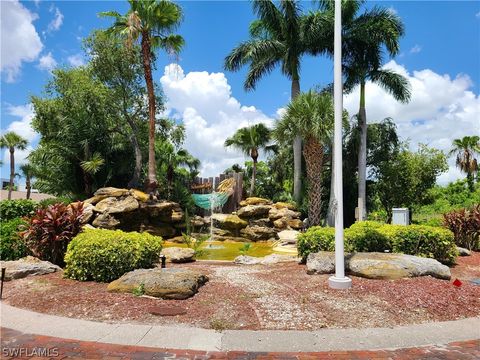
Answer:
1, 303, 479, 352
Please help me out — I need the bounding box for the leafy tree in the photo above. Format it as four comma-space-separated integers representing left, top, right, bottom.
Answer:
30, 67, 133, 198
224, 0, 318, 204
449, 136, 480, 192
85, 31, 153, 189
274, 91, 338, 226
20, 163, 35, 200
224, 123, 273, 196
373, 144, 448, 223
100, 0, 185, 194
0, 132, 28, 200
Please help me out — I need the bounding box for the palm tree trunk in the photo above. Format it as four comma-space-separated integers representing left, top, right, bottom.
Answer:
8, 147, 14, 200
127, 132, 142, 189
326, 148, 335, 226
26, 174, 31, 200
250, 158, 257, 197
141, 32, 158, 195
357, 82, 367, 221
291, 78, 302, 205
303, 137, 323, 227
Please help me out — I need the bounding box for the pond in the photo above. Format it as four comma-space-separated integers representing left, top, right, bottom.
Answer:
163, 240, 296, 261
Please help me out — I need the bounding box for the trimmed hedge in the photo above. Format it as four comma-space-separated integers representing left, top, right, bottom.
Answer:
0, 199, 36, 221
0, 218, 27, 260
64, 229, 163, 282
298, 222, 457, 264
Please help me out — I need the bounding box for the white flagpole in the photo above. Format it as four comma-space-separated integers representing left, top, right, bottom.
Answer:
328, 0, 352, 290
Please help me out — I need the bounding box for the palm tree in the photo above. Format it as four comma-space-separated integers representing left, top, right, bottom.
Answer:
20, 163, 35, 200
225, 123, 273, 197
100, 0, 184, 194
224, 0, 318, 204
0, 132, 28, 200
274, 91, 338, 226
341, 4, 410, 221
450, 136, 480, 192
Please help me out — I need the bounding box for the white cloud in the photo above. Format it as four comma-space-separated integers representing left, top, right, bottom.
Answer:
47, 4, 63, 33
67, 53, 85, 67
410, 44, 422, 54
344, 60, 480, 185
476, 11, 480, 18
387, 6, 397, 15
160, 64, 276, 177
37, 52, 57, 72
0, 0, 43, 82
2, 104, 38, 166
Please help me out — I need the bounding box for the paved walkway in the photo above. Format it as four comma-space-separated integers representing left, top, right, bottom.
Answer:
1, 304, 479, 358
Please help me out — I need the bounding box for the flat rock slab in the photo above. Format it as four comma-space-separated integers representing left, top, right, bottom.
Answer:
107, 268, 208, 300
161, 247, 195, 263
457, 247, 471, 256
0, 256, 61, 281
234, 254, 300, 265
307, 251, 451, 280
147, 305, 187, 316
277, 230, 300, 244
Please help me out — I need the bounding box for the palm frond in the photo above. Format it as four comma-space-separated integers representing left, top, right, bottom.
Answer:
370, 68, 411, 103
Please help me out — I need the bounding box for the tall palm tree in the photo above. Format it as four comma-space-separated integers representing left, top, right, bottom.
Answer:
224, 0, 320, 204
225, 123, 273, 197
0, 132, 28, 200
100, 0, 184, 194
20, 163, 35, 200
450, 136, 480, 192
274, 91, 338, 226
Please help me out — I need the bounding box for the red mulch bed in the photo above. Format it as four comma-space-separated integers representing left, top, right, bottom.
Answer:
3, 253, 479, 331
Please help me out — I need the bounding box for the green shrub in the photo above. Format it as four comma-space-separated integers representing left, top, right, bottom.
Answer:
297, 226, 335, 260
0, 200, 36, 221
298, 222, 457, 264
379, 224, 457, 264
0, 218, 27, 260
64, 229, 163, 282
21, 202, 84, 266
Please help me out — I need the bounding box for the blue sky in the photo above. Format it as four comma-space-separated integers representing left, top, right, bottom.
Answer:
1, 0, 480, 187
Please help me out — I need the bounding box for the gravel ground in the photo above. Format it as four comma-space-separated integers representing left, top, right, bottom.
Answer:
3, 252, 479, 331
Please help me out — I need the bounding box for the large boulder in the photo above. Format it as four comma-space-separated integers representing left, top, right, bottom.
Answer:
273, 202, 297, 211
161, 247, 195, 263
457, 247, 471, 256
306, 252, 451, 280
143, 201, 181, 216
129, 189, 150, 202
141, 224, 176, 238
94, 187, 130, 197
212, 214, 248, 230
94, 196, 139, 214
239, 197, 272, 206
79, 203, 94, 224
0, 256, 61, 281
287, 219, 304, 230
107, 268, 208, 300
237, 205, 271, 218
277, 230, 300, 244
268, 207, 301, 221
92, 212, 120, 229
240, 225, 277, 241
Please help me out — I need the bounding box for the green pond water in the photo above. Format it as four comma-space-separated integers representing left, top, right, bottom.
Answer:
163, 240, 285, 261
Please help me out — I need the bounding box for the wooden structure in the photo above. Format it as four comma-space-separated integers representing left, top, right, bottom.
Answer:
191, 172, 243, 213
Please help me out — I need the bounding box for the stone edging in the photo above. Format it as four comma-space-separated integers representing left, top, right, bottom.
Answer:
1, 304, 478, 352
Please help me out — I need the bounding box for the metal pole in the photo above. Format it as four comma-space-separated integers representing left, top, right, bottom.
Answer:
328, 0, 352, 290
1, 268, 6, 300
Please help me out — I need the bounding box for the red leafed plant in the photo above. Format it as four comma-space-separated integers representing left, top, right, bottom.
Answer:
21, 202, 84, 266
443, 204, 480, 251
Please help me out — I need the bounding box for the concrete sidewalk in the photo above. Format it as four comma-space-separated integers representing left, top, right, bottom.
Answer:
1, 303, 479, 352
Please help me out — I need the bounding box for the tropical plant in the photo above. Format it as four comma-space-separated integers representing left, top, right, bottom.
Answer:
224, 123, 273, 196
239, 242, 252, 255
0, 132, 28, 200
19, 163, 35, 200
20, 202, 84, 266
449, 136, 480, 192
275, 91, 338, 226
224, 0, 319, 204
443, 205, 480, 251
100, 0, 185, 194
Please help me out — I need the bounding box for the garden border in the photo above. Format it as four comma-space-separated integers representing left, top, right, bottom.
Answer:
1, 303, 478, 352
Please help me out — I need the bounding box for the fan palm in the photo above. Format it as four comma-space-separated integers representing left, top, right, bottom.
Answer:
224, 0, 321, 204
100, 0, 184, 194
274, 91, 339, 226
20, 163, 35, 200
449, 136, 480, 192
225, 123, 273, 197
0, 132, 28, 200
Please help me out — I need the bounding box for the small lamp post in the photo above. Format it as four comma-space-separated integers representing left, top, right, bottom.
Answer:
328, 0, 352, 290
